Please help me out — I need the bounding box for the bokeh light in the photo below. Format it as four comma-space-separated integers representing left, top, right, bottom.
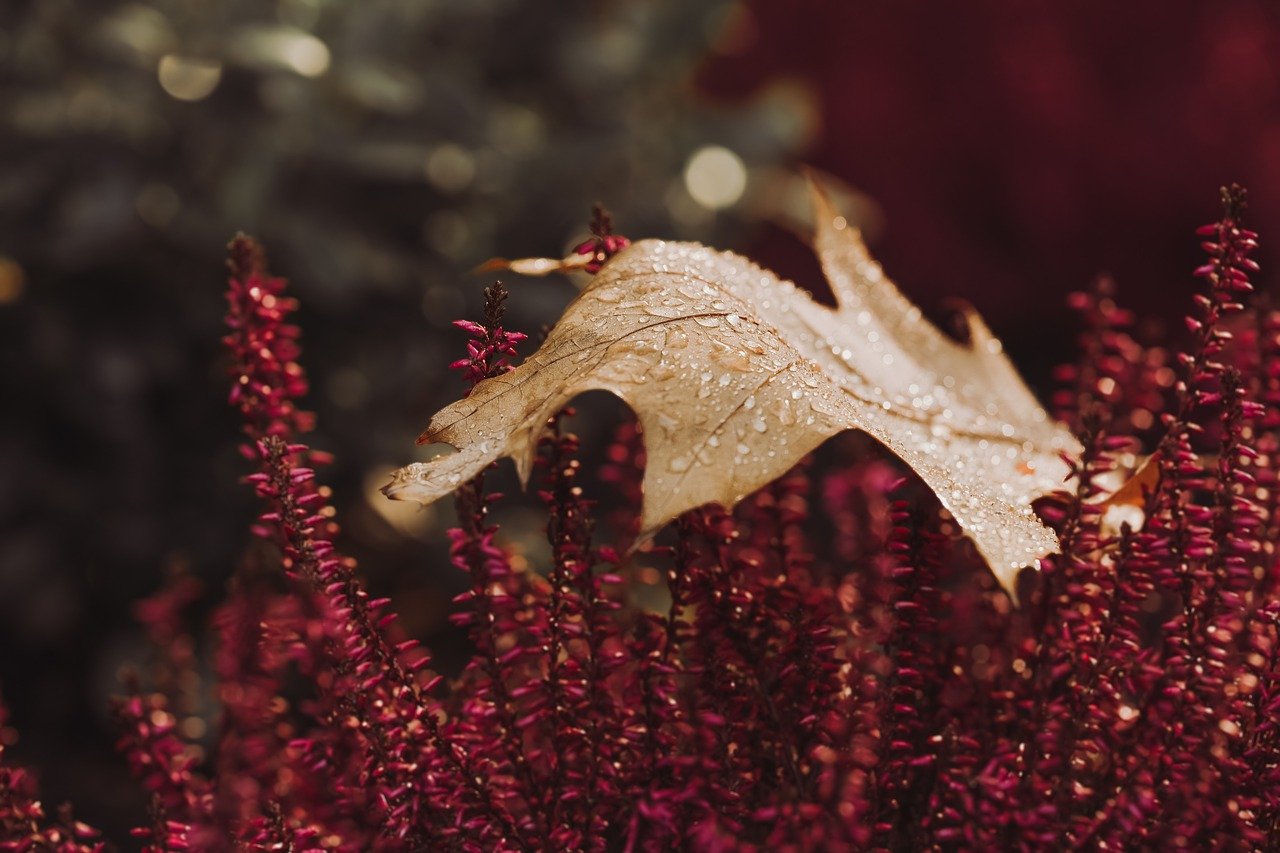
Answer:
684, 145, 748, 210
156, 55, 222, 101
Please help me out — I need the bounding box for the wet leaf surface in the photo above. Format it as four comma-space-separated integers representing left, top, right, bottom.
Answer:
386, 183, 1081, 593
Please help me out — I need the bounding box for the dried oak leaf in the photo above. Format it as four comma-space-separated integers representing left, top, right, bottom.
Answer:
385, 184, 1081, 594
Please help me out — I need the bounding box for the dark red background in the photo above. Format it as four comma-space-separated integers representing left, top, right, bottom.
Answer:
701, 0, 1280, 376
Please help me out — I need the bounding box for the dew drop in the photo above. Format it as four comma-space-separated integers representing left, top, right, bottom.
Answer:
650, 362, 675, 381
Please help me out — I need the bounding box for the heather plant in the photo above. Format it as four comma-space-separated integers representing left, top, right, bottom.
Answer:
1, 185, 1278, 851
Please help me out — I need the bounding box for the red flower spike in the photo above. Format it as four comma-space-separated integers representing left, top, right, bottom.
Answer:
38, 186, 1276, 848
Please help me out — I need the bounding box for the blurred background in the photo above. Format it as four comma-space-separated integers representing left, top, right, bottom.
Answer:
1, 0, 1277, 837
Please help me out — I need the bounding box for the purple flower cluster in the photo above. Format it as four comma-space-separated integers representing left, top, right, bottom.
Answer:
3, 191, 1280, 850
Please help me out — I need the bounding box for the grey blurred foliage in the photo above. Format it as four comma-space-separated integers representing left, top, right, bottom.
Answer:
1, 0, 807, 282
0, 0, 806, 833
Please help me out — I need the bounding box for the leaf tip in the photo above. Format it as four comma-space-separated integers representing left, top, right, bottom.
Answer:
381, 463, 427, 503
474, 254, 592, 278
472, 257, 512, 275
805, 170, 840, 229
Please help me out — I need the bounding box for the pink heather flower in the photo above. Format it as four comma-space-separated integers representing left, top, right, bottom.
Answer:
22, 186, 1272, 849
0, 694, 103, 852
224, 234, 314, 444
448, 282, 528, 389
572, 205, 632, 274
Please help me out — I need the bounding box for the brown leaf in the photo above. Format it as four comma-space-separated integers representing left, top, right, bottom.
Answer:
1097, 451, 1161, 513
1092, 451, 1161, 539
385, 181, 1081, 595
